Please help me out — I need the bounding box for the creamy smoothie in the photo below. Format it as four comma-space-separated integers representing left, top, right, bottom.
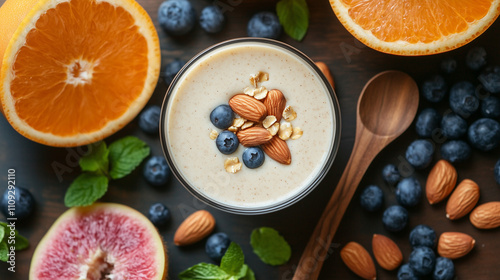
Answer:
162, 40, 339, 212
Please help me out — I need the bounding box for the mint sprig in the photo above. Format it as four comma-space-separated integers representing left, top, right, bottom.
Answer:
64, 136, 150, 207
0, 222, 29, 262
250, 227, 291, 265
276, 0, 309, 41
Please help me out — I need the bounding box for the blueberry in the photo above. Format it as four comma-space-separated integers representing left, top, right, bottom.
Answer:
421, 75, 448, 103
409, 246, 436, 276
433, 257, 455, 280
415, 108, 441, 138
382, 164, 401, 185
409, 224, 437, 248
247, 12, 282, 39
242, 147, 265, 169
478, 66, 500, 93
468, 118, 500, 151
396, 177, 422, 207
148, 202, 171, 227
449, 81, 479, 118
406, 139, 434, 169
440, 112, 467, 140
1, 186, 34, 220
210, 105, 234, 129
494, 159, 500, 184
440, 140, 471, 163
143, 156, 171, 186
398, 263, 419, 280
162, 59, 186, 85
205, 232, 231, 262
440, 58, 457, 74
216, 130, 239, 154
199, 5, 225, 34
382, 205, 409, 232
465, 47, 487, 71
360, 185, 384, 212
138, 105, 161, 134
158, 0, 196, 36
481, 96, 500, 119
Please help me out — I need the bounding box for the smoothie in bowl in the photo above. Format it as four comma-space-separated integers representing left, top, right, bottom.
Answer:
160, 38, 341, 214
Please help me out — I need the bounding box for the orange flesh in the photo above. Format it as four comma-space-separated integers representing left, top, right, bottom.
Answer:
342, 0, 492, 43
10, 0, 149, 136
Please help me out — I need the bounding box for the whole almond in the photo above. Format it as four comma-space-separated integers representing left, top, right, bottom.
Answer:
237, 127, 272, 147
263, 89, 286, 122
437, 232, 475, 259
372, 234, 403, 271
229, 94, 267, 122
261, 136, 291, 165
340, 242, 377, 280
470, 201, 500, 229
174, 210, 215, 246
446, 179, 480, 220
426, 160, 457, 204
315, 61, 335, 88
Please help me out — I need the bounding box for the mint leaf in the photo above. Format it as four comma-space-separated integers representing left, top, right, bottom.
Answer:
276, 0, 309, 41
108, 136, 150, 180
14, 232, 29, 250
0, 242, 8, 262
64, 173, 108, 207
241, 266, 256, 280
220, 242, 245, 276
179, 262, 230, 280
0, 226, 4, 243
250, 227, 291, 265
234, 264, 249, 279
79, 141, 109, 175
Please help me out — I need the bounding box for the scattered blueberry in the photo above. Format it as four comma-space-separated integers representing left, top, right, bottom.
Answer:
199, 5, 225, 34
465, 47, 487, 71
409, 246, 436, 277
440, 58, 457, 74
162, 59, 186, 85
148, 203, 171, 227
409, 224, 437, 248
158, 0, 196, 36
1, 186, 34, 220
494, 159, 500, 184
421, 75, 448, 103
441, 112, 467, 140
143, 156, 171, 186
210, 105, 234, 129
242, 147, 265, 169
205, 232, 231, 262
247, 12, 282, 39
433, 257, 455, 280
398, 263, 419, 280
449, 81, 479, 118
415, 108, 441, 138
216, 130, 239, 154
360, 185, 384, 212
478, 66, 500, 93
138, 105, 161, 134
382, 164, 401, 185
481, 96, 500, 119
406, 139, 435, 169
396, 177, 422, 207
382, 205, 409, 232
440, 140, 472, 163
468, 118, 500, 151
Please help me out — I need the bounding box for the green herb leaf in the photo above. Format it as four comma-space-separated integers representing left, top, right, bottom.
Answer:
250, 227, 291, 265
241, 266, 256, 280
178, 262, 230, 280
79, 141, 109, 175
64, 173, 108, 207
108, 136, 150, 180
0, 225, 4, 243
0, 242, 8, 262
276, 0, 309, 41
220, 242, 245, 276
14, 233, 29, 250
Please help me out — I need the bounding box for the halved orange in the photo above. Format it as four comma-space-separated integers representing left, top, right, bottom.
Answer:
330, 0, 500, 55
0, 0, 160, 147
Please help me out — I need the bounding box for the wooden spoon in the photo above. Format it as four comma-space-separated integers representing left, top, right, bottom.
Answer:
293, 71, 419, 280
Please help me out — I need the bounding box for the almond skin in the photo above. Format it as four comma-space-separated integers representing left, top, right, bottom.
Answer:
426, 160, 457, 204
372, 234, 403, 271
340, 242, 377, 280
261, 136, 291, 165
229, 94, 267, 122
174, 210, 215, 246
437, 232, 475, 259
315, 61, 335, 89
237, 127, 272, 147
263, 89, 286, 122
470, 201, 500, 229
446, 179, 480, 220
